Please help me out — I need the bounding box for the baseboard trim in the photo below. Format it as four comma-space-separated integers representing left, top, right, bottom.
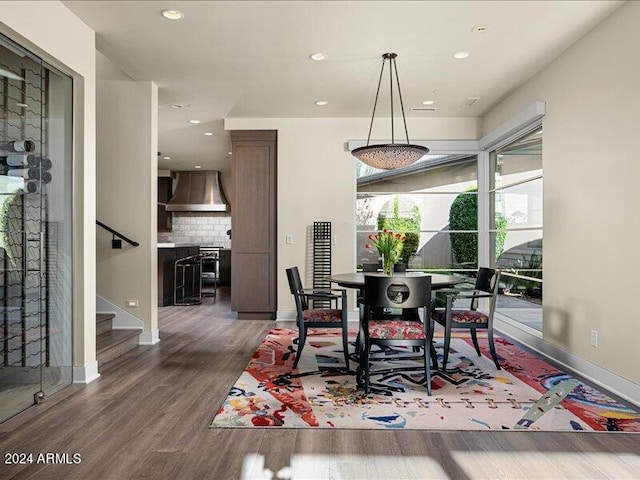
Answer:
494, 316, 640, 407
139, 329, 160, 345
72, 361, 100, 384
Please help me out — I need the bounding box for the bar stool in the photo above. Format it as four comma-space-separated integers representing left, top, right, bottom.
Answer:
174, 255, 202, 305
200, 253, 219, 299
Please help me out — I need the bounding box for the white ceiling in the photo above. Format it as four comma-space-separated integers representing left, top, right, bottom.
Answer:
63, 0, 623, 172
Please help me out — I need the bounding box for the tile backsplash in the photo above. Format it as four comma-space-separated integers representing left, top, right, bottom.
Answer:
158, 212, 231, 247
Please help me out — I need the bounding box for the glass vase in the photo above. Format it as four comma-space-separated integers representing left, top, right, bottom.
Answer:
382, 254, 395, 276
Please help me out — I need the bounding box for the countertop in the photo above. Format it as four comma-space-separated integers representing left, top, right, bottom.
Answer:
157, 243, 201, 248
157, 243, 231, 250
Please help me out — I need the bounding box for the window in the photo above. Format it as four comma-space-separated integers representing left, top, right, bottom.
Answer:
489, 128, 543, 331
356, 155, 478, 275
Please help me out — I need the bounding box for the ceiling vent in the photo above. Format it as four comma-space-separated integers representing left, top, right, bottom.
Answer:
461, 97, 480, 107
411, 107, 438, 112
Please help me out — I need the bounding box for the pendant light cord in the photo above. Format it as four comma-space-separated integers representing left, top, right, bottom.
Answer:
389, 55, 394, 144
365, 57, 386, 147
365, 54, 411, 147
392, 57, 411, 145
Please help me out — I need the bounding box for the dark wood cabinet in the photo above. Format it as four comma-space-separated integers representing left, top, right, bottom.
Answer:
158, 177, 172, 231
230, 130, 277, 319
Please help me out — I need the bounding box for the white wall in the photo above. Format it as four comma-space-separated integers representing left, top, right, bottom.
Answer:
0, 1, 97, 381
483, 2, 640, 384
96, 56, 158, 341
225, 117, 480, 313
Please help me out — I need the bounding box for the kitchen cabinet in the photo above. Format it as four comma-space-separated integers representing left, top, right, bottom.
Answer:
230, 130, 277, 319
158, 176, 172, 231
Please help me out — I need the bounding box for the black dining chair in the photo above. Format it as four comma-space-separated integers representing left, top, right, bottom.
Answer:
361, 275, 433, 395
286, 267, 350, 371
431, 267, 502, 370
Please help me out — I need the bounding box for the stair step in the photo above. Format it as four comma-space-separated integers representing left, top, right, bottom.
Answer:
96, 329, 140, 366
96, 313, 115, 336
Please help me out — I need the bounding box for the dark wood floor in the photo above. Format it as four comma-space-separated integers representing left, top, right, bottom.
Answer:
0, 288, 638, 480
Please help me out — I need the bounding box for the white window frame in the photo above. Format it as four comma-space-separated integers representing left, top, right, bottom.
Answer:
480, 102, 545, 337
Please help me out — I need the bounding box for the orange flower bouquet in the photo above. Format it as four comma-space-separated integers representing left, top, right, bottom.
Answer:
366, 229, 406, 276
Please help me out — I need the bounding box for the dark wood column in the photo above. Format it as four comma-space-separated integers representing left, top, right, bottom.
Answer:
230, 130, 277, 319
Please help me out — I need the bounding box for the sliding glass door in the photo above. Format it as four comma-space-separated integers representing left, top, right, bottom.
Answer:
0, 34, 73, 422
489, 128, 543, 331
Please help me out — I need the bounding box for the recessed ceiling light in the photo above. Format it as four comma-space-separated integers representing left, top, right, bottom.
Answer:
161, 9, 184, 20
204, 132, 214, 136
472, 25, 488, 33
310, 53, 328, 61
194, 165, 201, 169
454, 51, 470, 59
189, 119, 201, 124
227, 151, 232, 155
16, 102, 27, 108
422, 100, 435, 105
163, 156, 171, 160
315, 101, 328, 106
171, 103, 189, 109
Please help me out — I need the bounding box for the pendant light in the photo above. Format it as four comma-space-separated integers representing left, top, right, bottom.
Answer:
351, 53, 429, 170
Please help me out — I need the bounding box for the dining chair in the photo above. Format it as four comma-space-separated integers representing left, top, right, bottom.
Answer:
361, 275, 433, 395
430, 267, 502, 370
286, 266, 350, 371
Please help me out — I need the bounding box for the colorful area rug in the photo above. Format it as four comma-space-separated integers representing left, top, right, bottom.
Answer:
210, 328, 639, 431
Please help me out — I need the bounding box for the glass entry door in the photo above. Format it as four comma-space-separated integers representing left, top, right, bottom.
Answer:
0, 35, 73, 423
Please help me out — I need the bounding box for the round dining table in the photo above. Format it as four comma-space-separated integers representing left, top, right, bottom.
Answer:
327, 272, 466, 291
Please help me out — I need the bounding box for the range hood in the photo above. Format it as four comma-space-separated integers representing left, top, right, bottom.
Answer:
166, 171, 230, 212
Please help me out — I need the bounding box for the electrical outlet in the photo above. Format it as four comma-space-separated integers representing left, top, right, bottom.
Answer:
590, 329, 598, 347
285, 234, 294, 244
331, 235, 337, 245
126, 299, 139, 308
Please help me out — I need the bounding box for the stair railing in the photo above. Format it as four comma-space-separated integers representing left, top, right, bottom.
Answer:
96, 220, 140, 248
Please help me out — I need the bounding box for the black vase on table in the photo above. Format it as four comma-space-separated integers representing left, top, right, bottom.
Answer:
362, 262, 381, 272
393, 262, 407, 273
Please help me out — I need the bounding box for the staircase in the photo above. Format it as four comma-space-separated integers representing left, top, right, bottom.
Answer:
96, 313, 140, 366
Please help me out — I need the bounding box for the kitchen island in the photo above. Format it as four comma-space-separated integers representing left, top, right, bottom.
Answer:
157, 244, 231, 306
157, 244, 200, 306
